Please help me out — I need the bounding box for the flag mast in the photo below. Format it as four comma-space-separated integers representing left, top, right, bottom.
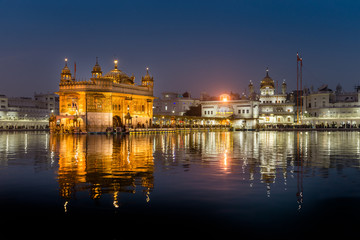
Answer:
296, 52, 303, 124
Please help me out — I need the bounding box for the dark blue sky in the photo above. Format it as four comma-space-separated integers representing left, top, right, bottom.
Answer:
1, 0, 360, 98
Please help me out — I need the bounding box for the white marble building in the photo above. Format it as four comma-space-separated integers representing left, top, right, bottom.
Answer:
256, 69, 295, 125
302, 85, 360, 127
201, 93, 259, 129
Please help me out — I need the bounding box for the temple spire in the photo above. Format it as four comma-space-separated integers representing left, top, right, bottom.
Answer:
91, 56, 102, 78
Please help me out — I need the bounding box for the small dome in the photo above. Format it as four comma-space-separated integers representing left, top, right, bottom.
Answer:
141, 68, 153, 82
61, 65, 71, 74
260, 69, 275, 89
104, 60, 134, 84
61, 59, 71, 74
91, 57, 102, 76
60, 59, 72, 81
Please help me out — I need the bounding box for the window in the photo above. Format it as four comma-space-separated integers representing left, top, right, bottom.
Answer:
165, 106, 168, 111
246, 109, 249, 113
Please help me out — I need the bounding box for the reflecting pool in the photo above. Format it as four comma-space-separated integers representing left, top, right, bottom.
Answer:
0, 131, 360, 238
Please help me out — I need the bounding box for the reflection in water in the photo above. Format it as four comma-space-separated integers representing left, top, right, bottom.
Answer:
50, 134, 154, 210
1, 131, 360, 216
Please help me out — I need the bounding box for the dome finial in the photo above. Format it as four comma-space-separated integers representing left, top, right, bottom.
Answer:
260, 67, 275, 89
91, 57, 102, 78
114, 59, 118, 69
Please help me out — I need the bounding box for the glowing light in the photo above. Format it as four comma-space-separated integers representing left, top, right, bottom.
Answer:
220, 94, 230, 102
64, 201, 68, 212
65, 58, 68, 62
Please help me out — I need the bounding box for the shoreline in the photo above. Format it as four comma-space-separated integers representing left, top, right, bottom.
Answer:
1, 127, 360, 134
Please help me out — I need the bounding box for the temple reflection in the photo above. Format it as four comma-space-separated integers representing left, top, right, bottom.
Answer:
152, 131, 303, 199
45, 131, 360, 212
50, 134, 154, 209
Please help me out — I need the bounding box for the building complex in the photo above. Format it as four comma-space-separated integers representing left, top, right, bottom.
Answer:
50, 58, 155, 133
0, 93, 58, 129
3, 61, 360, 131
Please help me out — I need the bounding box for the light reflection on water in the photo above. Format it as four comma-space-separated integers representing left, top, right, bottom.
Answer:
0, 131, 360, 238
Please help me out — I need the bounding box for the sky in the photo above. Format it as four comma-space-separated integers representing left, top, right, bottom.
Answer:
1, 0, 360, 98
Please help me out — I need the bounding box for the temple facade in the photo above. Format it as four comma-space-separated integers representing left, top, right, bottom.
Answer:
199, 69, 295, 129
257, 69, 295, 125
201, 94, 259, 129
50, 58, 155, 133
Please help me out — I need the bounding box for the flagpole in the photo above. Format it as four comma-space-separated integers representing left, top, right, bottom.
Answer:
296, 52, 303, 124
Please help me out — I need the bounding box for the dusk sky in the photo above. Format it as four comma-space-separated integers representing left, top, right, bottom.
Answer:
1, 0, 360, 98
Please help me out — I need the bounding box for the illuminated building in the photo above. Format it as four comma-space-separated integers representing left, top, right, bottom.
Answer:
153, 92, 199, 116
51, 58, 155, 133
0, 93, 58, 129
198, 68, 296, 129
257, 68, 295, 125
201, 93, 259, 129
302, 84, 360, 127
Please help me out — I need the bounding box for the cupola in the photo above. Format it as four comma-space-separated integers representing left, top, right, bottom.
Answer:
60, 58, 72, 82
141, 67, 154, 88
91, 57, 102, 78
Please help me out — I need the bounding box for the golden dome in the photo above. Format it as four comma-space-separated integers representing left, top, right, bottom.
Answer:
260, 68, 275, 89
91, 57, 102, 74
61, 65, 71, 74
141, 68, 153, 82
104, 60, 134, 85
61, 59, 71, 74
60, 58, 72, 81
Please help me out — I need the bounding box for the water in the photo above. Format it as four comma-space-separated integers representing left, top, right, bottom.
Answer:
1, 131, 360, 238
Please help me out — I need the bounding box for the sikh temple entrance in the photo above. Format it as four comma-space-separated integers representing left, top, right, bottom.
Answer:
113, 115, 123, 128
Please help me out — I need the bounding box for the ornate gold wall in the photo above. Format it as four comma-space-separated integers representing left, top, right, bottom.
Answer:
51, 59, 155, 133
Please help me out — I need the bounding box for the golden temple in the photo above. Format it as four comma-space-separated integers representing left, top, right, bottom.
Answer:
50, 58, 155, 133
